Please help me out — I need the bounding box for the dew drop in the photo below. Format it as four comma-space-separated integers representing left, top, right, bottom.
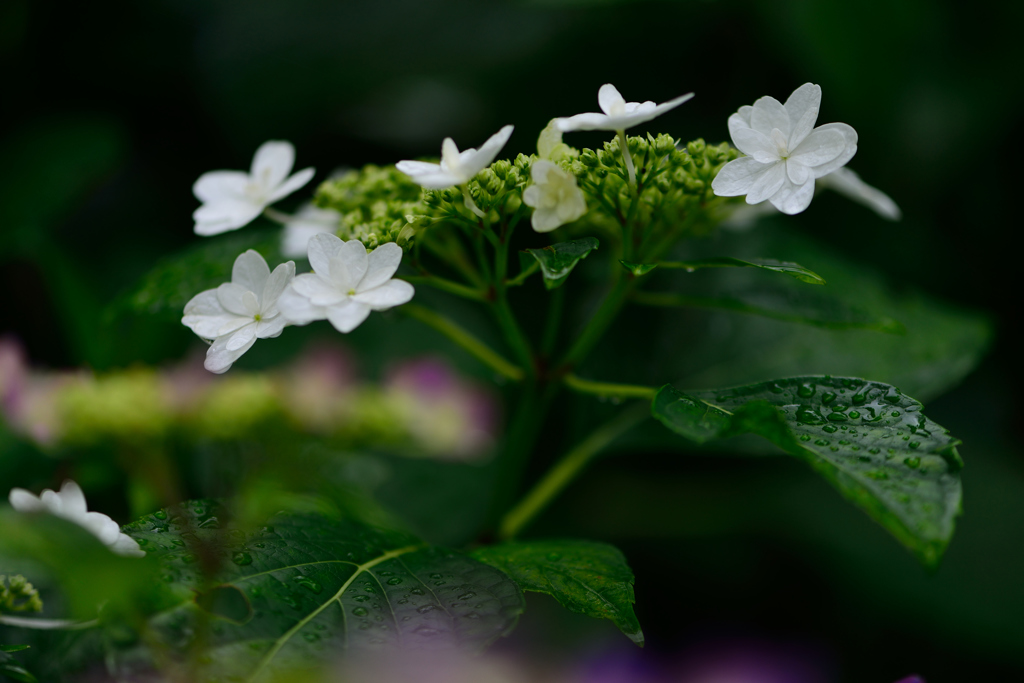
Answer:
822, 392, 836, 404
799, 434, 811, 441
417, 605, 437, 614
352, 607, 368, 617
848, 411, 860, 420
458, 592, 476, 601
231, 552, 253, 566
904, 456, 921, 468
387, 577, 403, 586
823, 424, 838, 434
154, 510, 168, 520
797, 383, 815, 398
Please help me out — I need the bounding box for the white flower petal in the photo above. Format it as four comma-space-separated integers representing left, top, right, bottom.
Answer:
750, 96, 790, 139
231, 249, 271, 294
57, 481, 88, 516
193, 171, 249, 203
9, 488, 44, 512
225, 324, 257, 351
81, 511, 121, 545
818, 167, 901, 220
732, 128, 781, 163
554, 112, 612, 132
806, 122, 858, 177
788, 104, 820, 151
460, 125, 514, 180
786, 159, 812, 186
783, 84, 821, 136
217, 283, 255, 317
325, 300, 372, 333
329, 240, 370, 291
278, 284, 329, 325
745, 162, 787, 204
711, 157, 773, 196
205, 332, 257, 374
769, 177, 816, 215
261, 261, 296, 311
728, 106, 754, 141
255, 315, 288, 339
250, 140, 295, 192
790, 127, 847, 168
522, 184, 542, 208
307, 233, 345, 279
267, 167, 316, 204
110, 534, 146, 558
531, 208, 564, 233
396, 160, 442, 176
351, 279, 415, 309
598, 84, 625, 115
290, 272, 347, 307
40, 489, 63, 514
192, 200, 263, 235
359, 243, 404, 291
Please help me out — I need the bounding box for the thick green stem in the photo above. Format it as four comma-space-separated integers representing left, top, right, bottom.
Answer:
493, 234, 535, 375
401, 303, 523, 381
541, 285, 565, 358
563, 373, 657, 400
499, 403, 648, 540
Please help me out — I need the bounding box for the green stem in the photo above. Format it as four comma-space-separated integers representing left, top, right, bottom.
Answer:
563, 373, 657, 400
505, 260, 540, 288
617, 129, 636, 185
493, 234, 535, 375
402, 275, 488, 302
541, 285, 565, 358
499, 403, 648, 540
401, 303, 523, 381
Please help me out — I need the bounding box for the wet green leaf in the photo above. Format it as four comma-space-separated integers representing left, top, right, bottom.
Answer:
634, 288, 904, 333
472, 539, 643, 645
652, 376, 962, 567
619, 260, 659, 277
523, 237, 599, 289
121, 501, 524, 680
121, 228, 287, 317
0, 650, 37, 683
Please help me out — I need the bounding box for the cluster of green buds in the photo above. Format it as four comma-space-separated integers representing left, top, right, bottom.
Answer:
0, 575, 42, 614
313, 165, 428, 249
571, 134, 741, 243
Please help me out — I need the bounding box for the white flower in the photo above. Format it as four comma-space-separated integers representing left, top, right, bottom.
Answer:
553, 83, 693, 134
523, 160, 587, 233
818, 167, 901, 220
182, 250, 296, 374
192, 140, 315, 236
280, 203, 342, 258
712, 83, 858, 215
396, 125, 514, 190
278, 234, 415, 333
8, 480, 144, 558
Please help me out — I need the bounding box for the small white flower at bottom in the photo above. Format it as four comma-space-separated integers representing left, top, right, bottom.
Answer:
523, 160, 587, 233
396, 126, 514, 190
182, 250, 296, 374
8, 481, 145, 558
278, 234, 415, 334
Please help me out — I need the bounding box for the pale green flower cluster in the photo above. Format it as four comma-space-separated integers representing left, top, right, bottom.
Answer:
0, 575, 43, 615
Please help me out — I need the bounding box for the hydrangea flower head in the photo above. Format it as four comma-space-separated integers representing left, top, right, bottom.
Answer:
523, 160, 587, 233
8, 480, 144, 557
193, 141, 315, 236
397, 125, 514, 190
712, 83, 858, 215
554, 84, 694, 133
278, 234, 415, 333
182, 250, 296, 373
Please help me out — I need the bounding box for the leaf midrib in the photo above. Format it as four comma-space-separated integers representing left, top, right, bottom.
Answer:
245, 544, 422, 682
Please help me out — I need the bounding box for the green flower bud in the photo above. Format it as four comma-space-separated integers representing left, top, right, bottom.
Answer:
491, 159, 512, 180
684, 177, 706, 193
654, 133, 677, 156
686, 139, 706, 157
580, 149, 600, 168
1, 575, 43, 614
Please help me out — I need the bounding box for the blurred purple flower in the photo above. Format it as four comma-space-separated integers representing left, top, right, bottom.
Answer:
893, 677, 925, 683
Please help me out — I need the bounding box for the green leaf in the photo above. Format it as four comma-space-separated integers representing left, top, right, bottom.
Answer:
658, 257, 826, 284
523, 237, 599, 289
634, 288, 904, 333
121, 227, 287, 317
122, 501, 524, 680
472, 539, 643, 645
0, 650, 38, 683
0, 647, 30, 654
651, 376, 962, 567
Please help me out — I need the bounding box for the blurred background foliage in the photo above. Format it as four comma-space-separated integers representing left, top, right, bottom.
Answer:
1, 0, 1021, 681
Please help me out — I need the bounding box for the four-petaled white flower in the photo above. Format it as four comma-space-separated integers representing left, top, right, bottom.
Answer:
523, 160, 587, 233
280, 203, 343, 258
8, 480, 144, 558
182, 250, 296, 374
712, 83, 858, 215
396, 125, 514, 190
278, 234, 414, 333
554, 84, 693, 184
193, 140, 315, 236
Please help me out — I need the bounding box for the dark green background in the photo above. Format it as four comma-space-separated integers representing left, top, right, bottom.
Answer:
1, 1, 1021, 681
